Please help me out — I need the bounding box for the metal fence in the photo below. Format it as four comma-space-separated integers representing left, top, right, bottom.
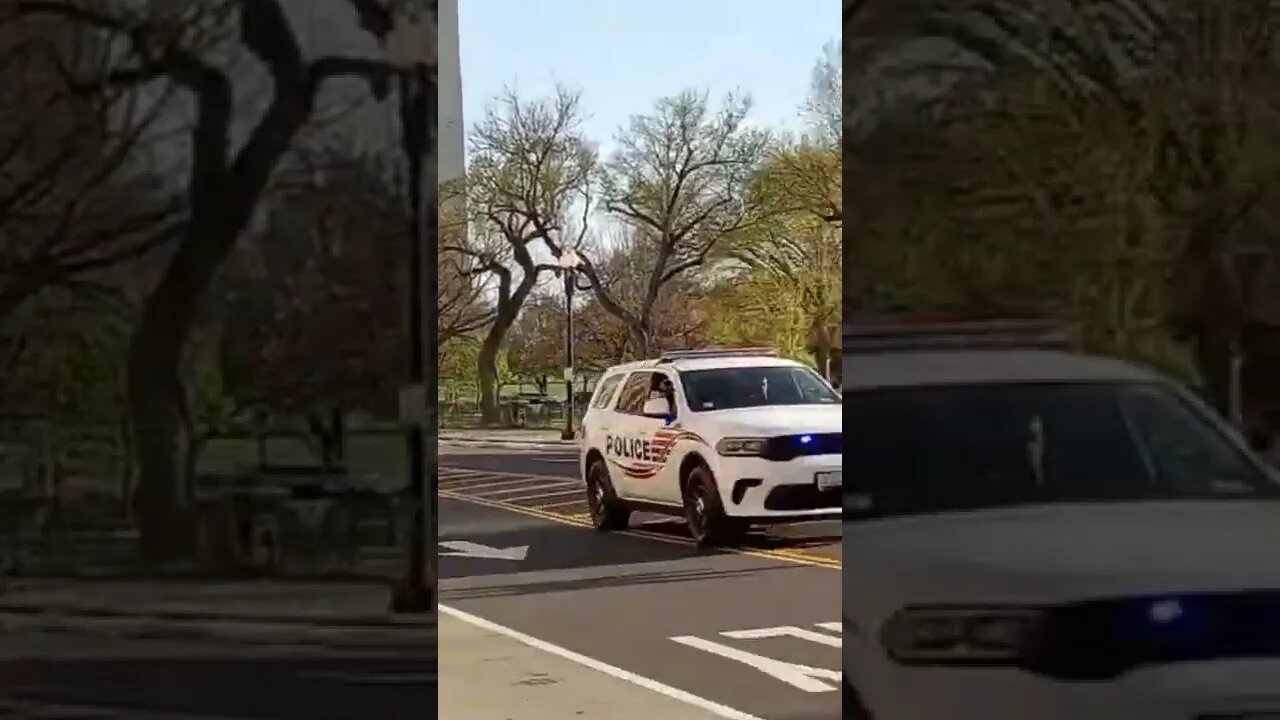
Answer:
1, 427, 414, 579
439, 396, 589, 429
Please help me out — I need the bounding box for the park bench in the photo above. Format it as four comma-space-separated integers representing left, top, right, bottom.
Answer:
192, 463, 399, 574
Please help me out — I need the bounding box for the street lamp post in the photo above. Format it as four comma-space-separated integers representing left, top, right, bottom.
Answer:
386, 6, 436, 614
559, 249, 583, 441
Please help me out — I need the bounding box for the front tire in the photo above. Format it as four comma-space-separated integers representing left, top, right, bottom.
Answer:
682, 464, 745, 547
586, 459, 630, 531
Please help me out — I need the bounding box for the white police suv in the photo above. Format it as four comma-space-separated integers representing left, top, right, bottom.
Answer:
841, 320, 1280, 720
578, 347, 841, 546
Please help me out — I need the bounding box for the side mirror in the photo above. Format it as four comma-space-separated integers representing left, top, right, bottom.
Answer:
642, 396, 673, 419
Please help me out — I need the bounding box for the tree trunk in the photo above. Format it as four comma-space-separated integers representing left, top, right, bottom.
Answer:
1185, 252, 1242, 419
629, 324, 653, 359
117, 415, 136, 519
307, 412, 332, 465
810, 322, 834, 381
127, 209, 252, 562
478, 332, 502, 425
128, 280, 201, 563
478, 277, 534, 425
1193, 326, 1234, 417
305, 409, 346, 466
813, 343, 832, 381
330, 407, 345, 464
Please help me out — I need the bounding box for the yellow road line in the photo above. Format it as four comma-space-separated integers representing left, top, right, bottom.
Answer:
440, 480, 842, 570
530, 499, 590, 510
442, 475, 556, 492
498, 488, 586, 503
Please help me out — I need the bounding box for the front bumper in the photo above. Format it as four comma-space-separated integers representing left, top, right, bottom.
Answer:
715, 454, 840, 520
852, 657, 1280, 720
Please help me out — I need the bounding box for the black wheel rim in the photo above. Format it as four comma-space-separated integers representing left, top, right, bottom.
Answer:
687, 481, 708, 538
588, 468, 606, 521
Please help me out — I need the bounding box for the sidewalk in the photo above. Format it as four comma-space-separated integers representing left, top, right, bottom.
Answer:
438, 428, 578, 448
440, 606, 736, 720
0, 579, 734, 718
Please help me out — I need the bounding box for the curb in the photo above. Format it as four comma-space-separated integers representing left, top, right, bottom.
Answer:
0, 608, 437, 649
439, 437, 578, 449
0, 602, 434, 629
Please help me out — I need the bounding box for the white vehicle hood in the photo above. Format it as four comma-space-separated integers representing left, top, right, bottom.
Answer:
844, 501, 1280, 621
706, 404, 841, 436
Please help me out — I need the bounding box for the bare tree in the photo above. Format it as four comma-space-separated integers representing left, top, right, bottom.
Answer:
803, 41, 842, 149
461, 88, 595, 423
438, 177, 493, 343
0, 11, 182, 319
571, 90, 770, 356
12, 0, 413, 560
579, 227, 715, 359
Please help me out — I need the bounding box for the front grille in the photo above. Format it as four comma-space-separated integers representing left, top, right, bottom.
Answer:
761, 433, 841, 461
764, 484, 840, 511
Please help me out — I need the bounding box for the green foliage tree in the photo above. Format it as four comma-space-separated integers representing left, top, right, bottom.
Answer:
464, 87, 594, 424
847, 0, 1280, 410
0, 287, 132, 425
575, 90, 771, 356
714, 49, 844, 374
505, 292, 567, 393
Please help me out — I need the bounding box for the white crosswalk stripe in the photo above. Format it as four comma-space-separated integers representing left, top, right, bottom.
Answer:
439, 466, 589, 514
439, 442, 576, 456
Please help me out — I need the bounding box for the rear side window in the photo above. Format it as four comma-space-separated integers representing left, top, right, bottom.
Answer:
591, 374, 625, 410
616, 372, 654, 414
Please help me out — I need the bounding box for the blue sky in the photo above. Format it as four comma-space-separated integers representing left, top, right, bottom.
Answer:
457, 2, 839, 160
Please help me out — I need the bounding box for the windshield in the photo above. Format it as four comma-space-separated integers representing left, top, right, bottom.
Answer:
845, 381, 1280, 520
680, 365, 840, 412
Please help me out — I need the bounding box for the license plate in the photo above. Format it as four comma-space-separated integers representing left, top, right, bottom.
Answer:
815, 471, 841, 491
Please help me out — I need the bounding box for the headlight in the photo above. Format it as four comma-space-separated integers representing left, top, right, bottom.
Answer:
716, 437, 767, 456
880, 606, 1043, 665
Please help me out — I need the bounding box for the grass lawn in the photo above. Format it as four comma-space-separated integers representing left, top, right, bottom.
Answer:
198, 432, 409, 490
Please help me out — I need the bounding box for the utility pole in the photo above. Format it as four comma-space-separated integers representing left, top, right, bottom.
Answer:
558, 249, 583, 440
387, 1, 437, 614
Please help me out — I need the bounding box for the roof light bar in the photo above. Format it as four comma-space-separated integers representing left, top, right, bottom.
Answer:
843, 320, 1071, 354
657, 347, 779, 362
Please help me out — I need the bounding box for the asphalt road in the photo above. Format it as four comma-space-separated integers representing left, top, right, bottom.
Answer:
439, 443, 842, 720
0, 632, 435, 720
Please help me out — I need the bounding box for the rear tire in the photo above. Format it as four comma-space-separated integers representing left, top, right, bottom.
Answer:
682, 464, 745, 547
586, 459, 630, 531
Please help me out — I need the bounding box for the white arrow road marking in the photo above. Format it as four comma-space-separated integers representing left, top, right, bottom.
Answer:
670, 635, 841, 693
723, 625, 842, 648
439, 539, 529, 561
